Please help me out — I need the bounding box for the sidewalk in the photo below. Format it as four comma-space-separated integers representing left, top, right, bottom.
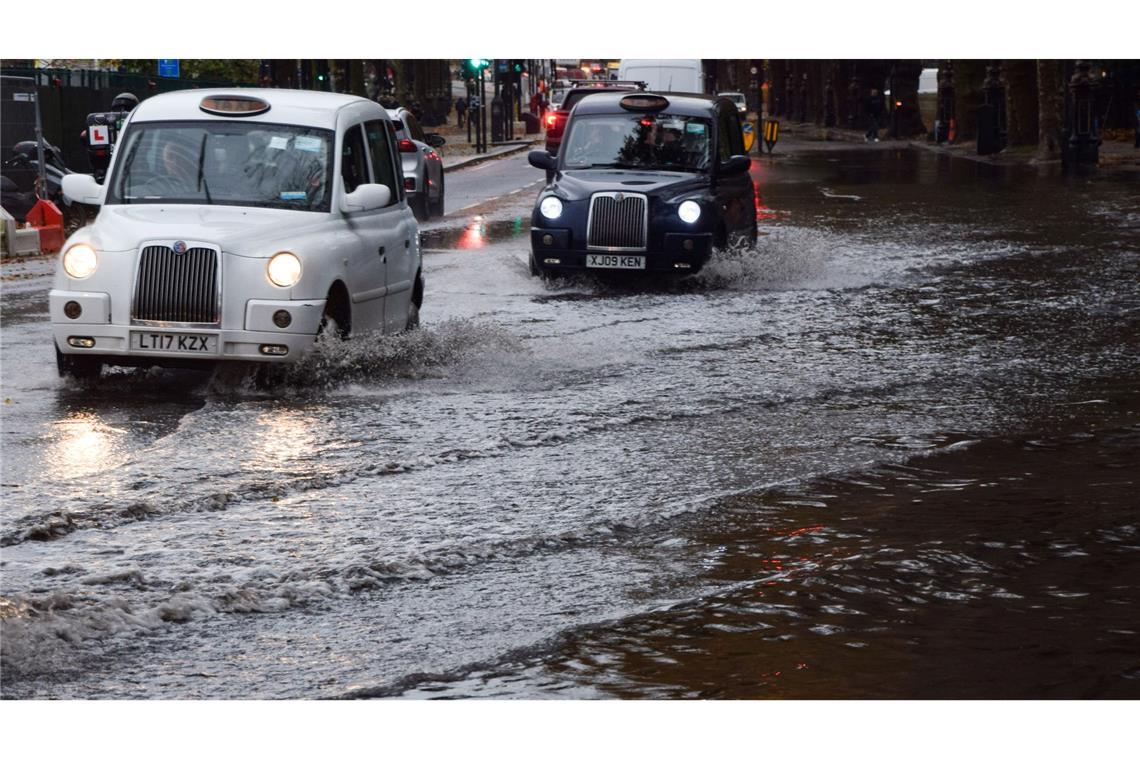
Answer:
774, 120, 1140, 170
442, 138, 542, 173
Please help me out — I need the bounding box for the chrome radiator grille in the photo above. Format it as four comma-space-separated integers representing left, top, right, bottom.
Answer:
587, 192, 648, 251
132, 245, 220, 325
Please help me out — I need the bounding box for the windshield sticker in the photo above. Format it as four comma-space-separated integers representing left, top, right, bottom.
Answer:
686, 123, 706, 134
269, 135, 290, 151
280, 191, 307, 201
294, 136, 323, 152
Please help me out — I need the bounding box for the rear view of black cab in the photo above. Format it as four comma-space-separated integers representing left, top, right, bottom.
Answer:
527, 93, 756, 277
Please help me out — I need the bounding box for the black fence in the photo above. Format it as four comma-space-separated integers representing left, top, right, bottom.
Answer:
1, 68, 247, 174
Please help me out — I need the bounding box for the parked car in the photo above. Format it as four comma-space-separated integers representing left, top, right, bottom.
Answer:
718, 91, 749, 115
53, 89, 424, 379
386, 107, 446, 220
527, 92, 756, 278
543, 80, 646, 181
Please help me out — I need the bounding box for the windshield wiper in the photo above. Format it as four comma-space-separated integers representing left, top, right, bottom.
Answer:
196, 134, 213, 205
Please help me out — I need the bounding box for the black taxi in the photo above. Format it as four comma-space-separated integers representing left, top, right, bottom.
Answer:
527, 92, 756, 277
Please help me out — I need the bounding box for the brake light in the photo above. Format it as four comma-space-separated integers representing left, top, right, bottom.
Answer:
398, 139, 417, 153
545, 113, 557, 127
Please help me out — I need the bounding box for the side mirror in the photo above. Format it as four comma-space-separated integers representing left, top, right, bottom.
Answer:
528, 150, 556, 172
340, 183, 392, 213
719, 154, 751, 176
424, 133, 446, 148
62, 173, 105, 205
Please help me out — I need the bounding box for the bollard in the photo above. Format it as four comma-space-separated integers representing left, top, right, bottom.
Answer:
763, 119, 780, 154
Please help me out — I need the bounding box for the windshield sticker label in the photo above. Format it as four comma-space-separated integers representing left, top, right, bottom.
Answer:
280, 191, 307, 201
294, 136, 322, 152
686, 123, 706, 134
268, 135, 289, 151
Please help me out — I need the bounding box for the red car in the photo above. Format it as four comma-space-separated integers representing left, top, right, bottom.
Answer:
543, 81, 645, 178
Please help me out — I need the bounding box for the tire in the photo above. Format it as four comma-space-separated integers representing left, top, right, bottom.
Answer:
55, 346, 102, 380
429, 174, 445, 218
411, 190, 429, 222
319, 285, 351, 340
528, 251, 541, 277
406, 272, 423, 331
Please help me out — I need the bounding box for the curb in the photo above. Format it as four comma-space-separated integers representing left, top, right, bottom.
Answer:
443, 140, 542, 174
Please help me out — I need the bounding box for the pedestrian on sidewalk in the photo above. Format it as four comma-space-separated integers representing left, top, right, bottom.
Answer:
456, 96, 467, 128
864, 87, 885, 143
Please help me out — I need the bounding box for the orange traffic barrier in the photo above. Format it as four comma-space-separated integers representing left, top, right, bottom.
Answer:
26, 199, 64, 254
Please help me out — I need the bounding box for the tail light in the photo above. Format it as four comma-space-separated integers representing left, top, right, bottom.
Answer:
545, 113, 558, 127
398, 139, 417, 153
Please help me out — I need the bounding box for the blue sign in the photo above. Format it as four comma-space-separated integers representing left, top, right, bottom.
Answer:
158, 59, 180, 78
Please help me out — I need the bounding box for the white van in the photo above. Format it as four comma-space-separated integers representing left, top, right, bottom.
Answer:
617, 59, 705, 93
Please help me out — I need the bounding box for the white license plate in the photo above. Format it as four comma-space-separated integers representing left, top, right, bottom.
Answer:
586, 254, 646, 270
130, 332, 218, 354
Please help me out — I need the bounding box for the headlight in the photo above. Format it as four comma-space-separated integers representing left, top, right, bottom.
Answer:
539, 196, 563, 220
267, 251, 302, 288
63, 243, 98, 279
678, 200, 701, 224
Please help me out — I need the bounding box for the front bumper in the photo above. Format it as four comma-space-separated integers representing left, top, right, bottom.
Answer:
51, 290, 326, 364
530, 228, 714, 274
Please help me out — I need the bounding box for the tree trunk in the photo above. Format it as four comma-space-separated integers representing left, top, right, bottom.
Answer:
1036, 59, 1064, 160
952, 60, 987, 141
1004, 59, 1038, 146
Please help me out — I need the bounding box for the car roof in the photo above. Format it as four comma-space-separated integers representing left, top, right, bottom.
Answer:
561, 85, 644, 110
130, 88, 383, 130
569, 91, 724, 118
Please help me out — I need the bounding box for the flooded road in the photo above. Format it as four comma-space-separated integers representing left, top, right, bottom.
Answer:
1, 141, 1137, 698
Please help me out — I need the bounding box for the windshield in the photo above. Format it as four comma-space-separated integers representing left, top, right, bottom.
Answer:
560, 113, 711, 171
106, 121, 334, 211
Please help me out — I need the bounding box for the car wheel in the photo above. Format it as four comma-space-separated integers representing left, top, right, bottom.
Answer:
411, 192, 429, 222
319, 284, 351, 340
406, 272, 423, 330
55, 346, 102, 380
430, 174, 445, 218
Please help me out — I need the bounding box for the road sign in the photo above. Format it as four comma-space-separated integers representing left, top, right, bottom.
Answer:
158, 59, 180, 78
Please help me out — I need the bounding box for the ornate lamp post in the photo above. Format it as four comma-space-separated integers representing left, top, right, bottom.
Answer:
983, 61, 1007, 151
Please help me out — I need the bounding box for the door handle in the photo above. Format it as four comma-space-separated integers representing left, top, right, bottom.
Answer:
404, 239, 410, 249
378, 246, 386, 256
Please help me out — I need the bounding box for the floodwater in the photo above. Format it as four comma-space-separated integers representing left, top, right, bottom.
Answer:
1, 142, 1137, 698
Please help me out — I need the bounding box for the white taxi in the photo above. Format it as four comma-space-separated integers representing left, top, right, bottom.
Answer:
54, 89, 423, 378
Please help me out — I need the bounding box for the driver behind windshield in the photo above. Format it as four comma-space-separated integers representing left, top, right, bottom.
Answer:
563, 114, 710, 171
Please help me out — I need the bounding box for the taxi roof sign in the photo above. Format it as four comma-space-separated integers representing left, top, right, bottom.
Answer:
199, 95, 271, 117
619, 94, 669, 112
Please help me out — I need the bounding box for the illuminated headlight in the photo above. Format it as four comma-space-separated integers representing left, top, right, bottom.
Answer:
678, 201, 701, 224
63, 243, 98, 279
267, 252, 302, 288
539, 196, 563, 220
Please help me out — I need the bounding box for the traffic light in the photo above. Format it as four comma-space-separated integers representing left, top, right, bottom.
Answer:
462, 59, 490, 80
512, 60, 525, 74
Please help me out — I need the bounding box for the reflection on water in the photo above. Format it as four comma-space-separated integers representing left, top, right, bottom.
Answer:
45, 412, 127, 480
421, 215, 529, 251
244, 408, 321, 470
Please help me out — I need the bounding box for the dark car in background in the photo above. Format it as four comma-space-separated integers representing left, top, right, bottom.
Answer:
528, 92, 756, 278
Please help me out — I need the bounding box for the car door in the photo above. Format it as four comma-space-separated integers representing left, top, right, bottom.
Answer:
339, 121, 389, 332
364, 118, 417, 333
715, 104, 752, 238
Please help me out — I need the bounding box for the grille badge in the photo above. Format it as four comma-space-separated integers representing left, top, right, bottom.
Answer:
172, 241, 188, 255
